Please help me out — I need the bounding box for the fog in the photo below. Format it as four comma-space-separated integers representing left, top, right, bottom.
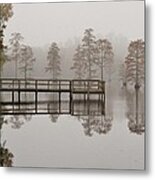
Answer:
1, 1, 145, 169
4, 1, 144, 47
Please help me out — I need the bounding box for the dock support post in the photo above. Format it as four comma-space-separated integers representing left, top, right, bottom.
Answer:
87, 81, 90, 115
18, 91, 20, 110
102, 82, 105, 115
59, 92, 61, 113
35, 80, 38, 113
12, 91, 14, 113
69, 81, 72, 114
35, 91, 38, 113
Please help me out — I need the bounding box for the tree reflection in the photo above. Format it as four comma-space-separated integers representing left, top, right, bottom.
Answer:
48, 93, 59, 123
9, 116, 24, 129
79, 115, 113, 137
7, 113, 32, 129
126, 89, 144, 135
23, 114, 32, 122
50, 114, 59, 123
127, 114, 144, 135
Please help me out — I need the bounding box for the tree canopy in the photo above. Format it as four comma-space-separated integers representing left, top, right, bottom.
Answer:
125, 39, 144, 87
46, 42, 61, 79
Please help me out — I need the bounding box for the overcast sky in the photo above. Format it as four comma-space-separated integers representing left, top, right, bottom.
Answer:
2, 1, 145, 169
4, 0, 144, 47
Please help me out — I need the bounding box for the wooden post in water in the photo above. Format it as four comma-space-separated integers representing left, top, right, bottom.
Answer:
35, 80, 38, 113
18, 81, 21, 111
84, 81, 86, 102
87, 81, 90, 115
59, 80, 61, 113
98, 81, 100, 110
12, 91, 14, 113
69, 81, 72, 114
12, 80, 14, 113
102, 82, 105, 115
18, 91, 20, 110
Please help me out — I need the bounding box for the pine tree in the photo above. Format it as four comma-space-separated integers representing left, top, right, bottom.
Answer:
19, 45, 35, 80
46, 43, 61, 123
125, 39, 144, 87
45, 42, 61, 79
18, 45, 35, 121
71, 45, 86, 79
81, 28, 97, 79
125, 39, 144, 130
96, 39, 113, 81
9, 32, 24, 78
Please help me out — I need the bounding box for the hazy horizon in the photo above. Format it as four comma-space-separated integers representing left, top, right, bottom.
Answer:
4, 1, 144, 47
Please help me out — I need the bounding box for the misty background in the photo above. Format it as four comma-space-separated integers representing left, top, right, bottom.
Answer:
3, 1, 144, 80
1, 1, 145, 169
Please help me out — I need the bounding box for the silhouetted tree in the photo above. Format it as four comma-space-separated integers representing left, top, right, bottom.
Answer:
8, 32, 24, 78
18, 45, 35, 121
0, 4, 13, 76
96, 39, 113, 81
45, 42, 61, 79
71, 45, 86, 79
19, 44, 35, 80
46, 42, 61, 123
8, 34, 34, 125
0, 4, 13, 161
125, 40, 144, 86
125, 39, 144, 132
82, 28, 97, 79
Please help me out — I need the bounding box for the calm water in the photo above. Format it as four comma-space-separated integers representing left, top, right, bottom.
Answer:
2, 92, 144, 169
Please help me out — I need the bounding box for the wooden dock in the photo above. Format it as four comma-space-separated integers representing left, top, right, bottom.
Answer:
0, 78, 105, 116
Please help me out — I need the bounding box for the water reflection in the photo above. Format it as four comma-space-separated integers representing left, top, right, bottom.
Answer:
48, 87, 114, 137
7, 114, 32, 129
48, 93, 60, 123
76, 85, 114, 137
0, 80, 144, 168
9, 115, 24, 129
125, 88, 144, 135
50, 115, 59, 123
79, 115, 113, 136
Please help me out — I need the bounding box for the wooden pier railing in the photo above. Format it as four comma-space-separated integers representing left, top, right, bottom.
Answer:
0, 78, 105, 116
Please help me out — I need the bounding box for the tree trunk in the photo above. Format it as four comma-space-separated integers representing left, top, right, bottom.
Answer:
101, 57, 103, 82
15, 58, 18, 78
135, 47, 139, 127
135, 84, 140, 126
88, 59, 91, 80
